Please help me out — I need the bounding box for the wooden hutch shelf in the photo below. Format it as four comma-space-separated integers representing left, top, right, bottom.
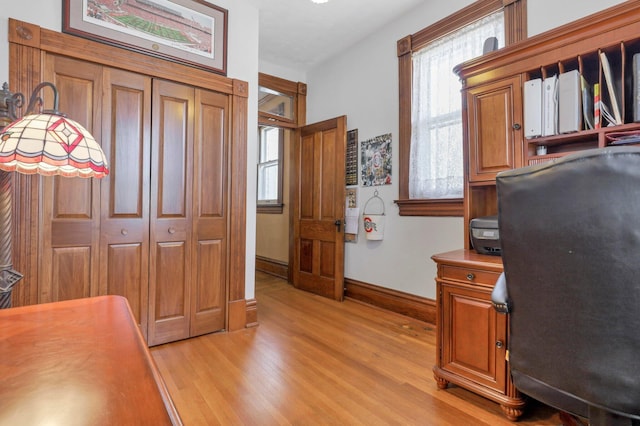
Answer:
432, 1, 640, 420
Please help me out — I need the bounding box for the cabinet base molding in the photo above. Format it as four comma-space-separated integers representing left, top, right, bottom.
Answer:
344, 278, 435, 324
433, 366, 525, 421
255, 256, 289, 280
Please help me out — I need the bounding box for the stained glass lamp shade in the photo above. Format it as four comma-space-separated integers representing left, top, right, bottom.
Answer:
0, 113, 109, 178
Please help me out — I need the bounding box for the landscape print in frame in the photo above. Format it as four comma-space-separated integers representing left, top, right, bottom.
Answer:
63, 0, 228, 75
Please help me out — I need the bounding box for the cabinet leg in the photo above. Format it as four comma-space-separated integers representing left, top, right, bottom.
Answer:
433, 373, 449, 389
501, 404, 524, 421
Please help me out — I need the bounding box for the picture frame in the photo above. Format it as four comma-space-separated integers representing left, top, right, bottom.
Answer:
63, 0, 227, 75
361, 133, 392, 187
346, 129, 358, 186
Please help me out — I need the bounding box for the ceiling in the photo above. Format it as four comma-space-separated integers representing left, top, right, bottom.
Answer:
257, 0, 428, 72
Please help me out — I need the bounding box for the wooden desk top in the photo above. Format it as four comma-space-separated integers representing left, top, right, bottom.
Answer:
0, 295, 182, 425
431, 248, 504, 273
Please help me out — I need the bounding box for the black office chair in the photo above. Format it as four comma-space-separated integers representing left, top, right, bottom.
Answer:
492, 146, 640, 425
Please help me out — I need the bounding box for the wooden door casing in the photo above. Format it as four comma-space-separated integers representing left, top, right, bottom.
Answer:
292, 116, 346, 301
40, 55, 103, 303
190, 88, 228, 337
99, 68, 152, 337
148, 79, 194, 346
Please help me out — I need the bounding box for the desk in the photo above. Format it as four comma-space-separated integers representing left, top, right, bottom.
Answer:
432, 249, 524, 420
0, 295, 182, 425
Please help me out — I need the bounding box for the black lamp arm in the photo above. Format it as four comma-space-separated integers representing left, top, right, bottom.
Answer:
24, 82, 62, 116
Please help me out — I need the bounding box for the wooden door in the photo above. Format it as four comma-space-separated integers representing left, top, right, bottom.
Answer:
292, 116, 346, 301
467, 76, 523, 182
99, 68, 152, 338
40, 55, 103, 303
190, 88, 228, 336
148, 79, 194, 346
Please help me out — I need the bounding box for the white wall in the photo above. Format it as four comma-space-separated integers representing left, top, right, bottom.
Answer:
259, 59, 306, 85
305, 0, 626, 299
528, 0, 626, 36
0, 0, 260, 299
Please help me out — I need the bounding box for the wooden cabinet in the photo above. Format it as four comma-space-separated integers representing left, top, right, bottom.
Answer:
40, 55, 228, 346
466, 76, 523, 183
434, 1, 640, 420
432, 250, 524, 421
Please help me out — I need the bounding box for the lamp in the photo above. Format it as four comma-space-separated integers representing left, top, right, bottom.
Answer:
0, 82, 109, 308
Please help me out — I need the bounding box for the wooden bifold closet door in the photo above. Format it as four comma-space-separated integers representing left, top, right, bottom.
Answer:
41, 54, 228, 345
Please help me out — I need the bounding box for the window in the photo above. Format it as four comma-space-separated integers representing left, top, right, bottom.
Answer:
257, 125, 284, 212
411, 11, 504, 200
396, 0, 527, 216
256, 73, 306, 214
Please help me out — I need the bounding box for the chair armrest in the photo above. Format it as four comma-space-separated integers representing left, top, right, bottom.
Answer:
491, 272, 511, 314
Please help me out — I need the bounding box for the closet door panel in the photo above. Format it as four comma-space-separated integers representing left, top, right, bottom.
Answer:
40, 55, 102, 303
99, 68, 151, 338
191, 89, 228, 336
192, 240, 225, 336
49, 247, 91, 302
148, 79, 194, 346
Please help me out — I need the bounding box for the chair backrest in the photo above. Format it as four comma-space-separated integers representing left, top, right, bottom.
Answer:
496, 146, 640, 421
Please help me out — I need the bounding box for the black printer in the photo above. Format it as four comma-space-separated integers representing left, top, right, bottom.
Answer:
470, 215, 501, 256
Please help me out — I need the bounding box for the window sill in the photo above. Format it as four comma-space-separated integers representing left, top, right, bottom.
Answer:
395, 198, 463, 217
257, 204, 284, 214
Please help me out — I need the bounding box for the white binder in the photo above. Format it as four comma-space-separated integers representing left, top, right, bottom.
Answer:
523, 78, 542, 138
558, 70, 582, 134
542, 75, 558, 136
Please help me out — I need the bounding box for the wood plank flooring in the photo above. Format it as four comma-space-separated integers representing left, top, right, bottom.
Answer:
151, 272, 562, 425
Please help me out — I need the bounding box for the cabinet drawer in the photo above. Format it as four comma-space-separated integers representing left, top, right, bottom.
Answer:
440, 265, 500, 286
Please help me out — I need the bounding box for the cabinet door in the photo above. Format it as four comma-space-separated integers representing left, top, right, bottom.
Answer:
99, 68, 152, 339
148, 79, 194, 346
40, 55, 103, 303
467, 76, 523, 182
190, 89, 228, 336
439, 280, 508, 393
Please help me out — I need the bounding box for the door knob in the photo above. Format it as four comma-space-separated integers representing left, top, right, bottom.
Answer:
168, 227, 176, 234
334, 219, 341, 232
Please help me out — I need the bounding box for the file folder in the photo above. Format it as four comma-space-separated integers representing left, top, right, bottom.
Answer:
594, 83, 601, 129
524, 78, 542, 138
558, 70, 582, 134
543, 75, 558, 136
580, 76, 594, 130
600, 51, 622, 124
633, 53, 640, 122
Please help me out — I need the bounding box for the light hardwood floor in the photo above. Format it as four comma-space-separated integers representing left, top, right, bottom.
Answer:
151, 272, 562, 425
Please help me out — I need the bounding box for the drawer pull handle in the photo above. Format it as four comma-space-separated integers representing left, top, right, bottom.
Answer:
168, 227, 176, 234
120, 228, 128, 236
496, 340, 504, 349
466, 273, 475, 281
